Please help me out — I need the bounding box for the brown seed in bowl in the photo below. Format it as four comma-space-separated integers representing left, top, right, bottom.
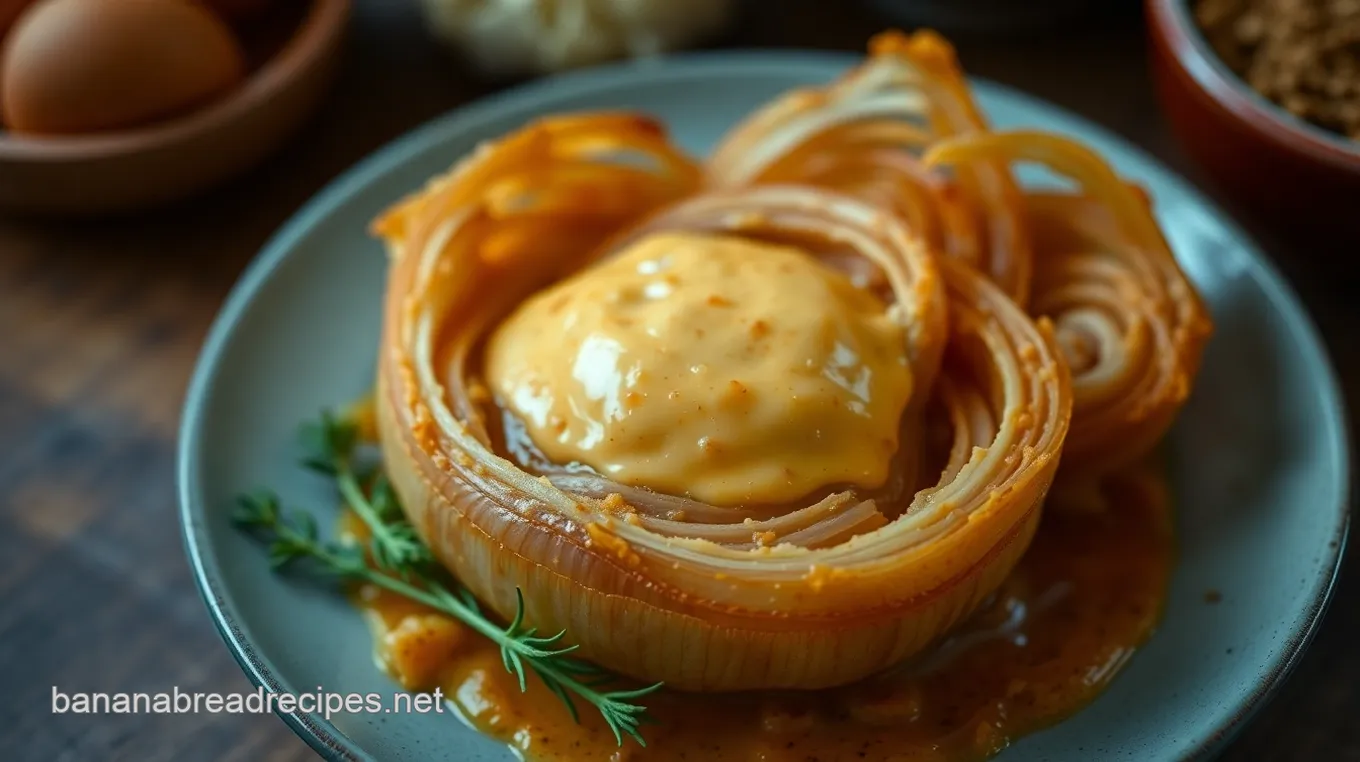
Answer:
1194, 0, 1360, 140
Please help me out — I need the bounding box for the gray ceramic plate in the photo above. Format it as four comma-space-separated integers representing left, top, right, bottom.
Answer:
178, 52, 1350, 761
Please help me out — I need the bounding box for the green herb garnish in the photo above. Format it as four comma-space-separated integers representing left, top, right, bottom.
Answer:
233, 409, 662, 746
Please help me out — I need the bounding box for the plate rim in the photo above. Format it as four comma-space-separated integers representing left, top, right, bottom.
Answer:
177, 48, 1352, 762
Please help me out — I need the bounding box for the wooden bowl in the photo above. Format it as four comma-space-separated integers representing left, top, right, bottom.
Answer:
0, 0, 349, 215
1147, 0, 1360, 241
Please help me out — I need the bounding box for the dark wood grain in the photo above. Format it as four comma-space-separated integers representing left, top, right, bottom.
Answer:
0, 2, 1353, 760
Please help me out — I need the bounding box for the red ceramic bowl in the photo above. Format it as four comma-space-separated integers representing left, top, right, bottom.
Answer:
1147, 0, 1360, 240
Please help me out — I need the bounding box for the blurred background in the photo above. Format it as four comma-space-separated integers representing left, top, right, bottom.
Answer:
1, 0, 1357, 760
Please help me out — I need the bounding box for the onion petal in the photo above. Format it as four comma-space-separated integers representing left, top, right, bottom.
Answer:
706, 29, 1032, 304
925, 130, 1213, 474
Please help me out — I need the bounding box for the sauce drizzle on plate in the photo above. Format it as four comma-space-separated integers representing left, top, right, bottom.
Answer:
351, 459, 1172, 762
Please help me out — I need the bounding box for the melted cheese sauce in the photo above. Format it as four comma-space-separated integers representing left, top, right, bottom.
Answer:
483, 232, 913, 506
351, 461, 1173, 762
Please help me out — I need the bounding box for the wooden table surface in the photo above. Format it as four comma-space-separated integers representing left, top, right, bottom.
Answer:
2, 2, 1355, 760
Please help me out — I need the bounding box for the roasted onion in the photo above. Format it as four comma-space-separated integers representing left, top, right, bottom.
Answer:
373, 112, 1072, 691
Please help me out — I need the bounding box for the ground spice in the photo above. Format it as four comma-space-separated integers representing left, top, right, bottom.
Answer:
1195, 0, 1360, 140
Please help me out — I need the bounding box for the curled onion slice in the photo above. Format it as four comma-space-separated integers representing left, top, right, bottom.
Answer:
374, 113, 1071, 689
926, 130, 1212, 474
706, 30, 1032, 303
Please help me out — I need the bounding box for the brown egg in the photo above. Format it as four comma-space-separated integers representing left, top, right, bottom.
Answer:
1, 0, 246, 135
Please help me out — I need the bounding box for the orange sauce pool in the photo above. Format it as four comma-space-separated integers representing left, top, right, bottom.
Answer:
348, 463, 1172, 762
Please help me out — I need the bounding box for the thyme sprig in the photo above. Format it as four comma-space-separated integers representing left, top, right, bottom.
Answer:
233, 410, 662, 746
299, 412, 432, 572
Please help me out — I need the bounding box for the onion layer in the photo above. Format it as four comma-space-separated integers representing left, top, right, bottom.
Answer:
374, 114, 1072, 691
707, 29, 1032, 304
925, 131, 1212, 474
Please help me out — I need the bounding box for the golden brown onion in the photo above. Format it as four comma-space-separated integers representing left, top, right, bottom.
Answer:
925, 130, 1212, 475
706, 30, 1032, 304
373, 114, 1072, 690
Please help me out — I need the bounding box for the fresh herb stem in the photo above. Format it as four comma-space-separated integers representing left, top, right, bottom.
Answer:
301, 412, 433, 572
234, 409, 660, 747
